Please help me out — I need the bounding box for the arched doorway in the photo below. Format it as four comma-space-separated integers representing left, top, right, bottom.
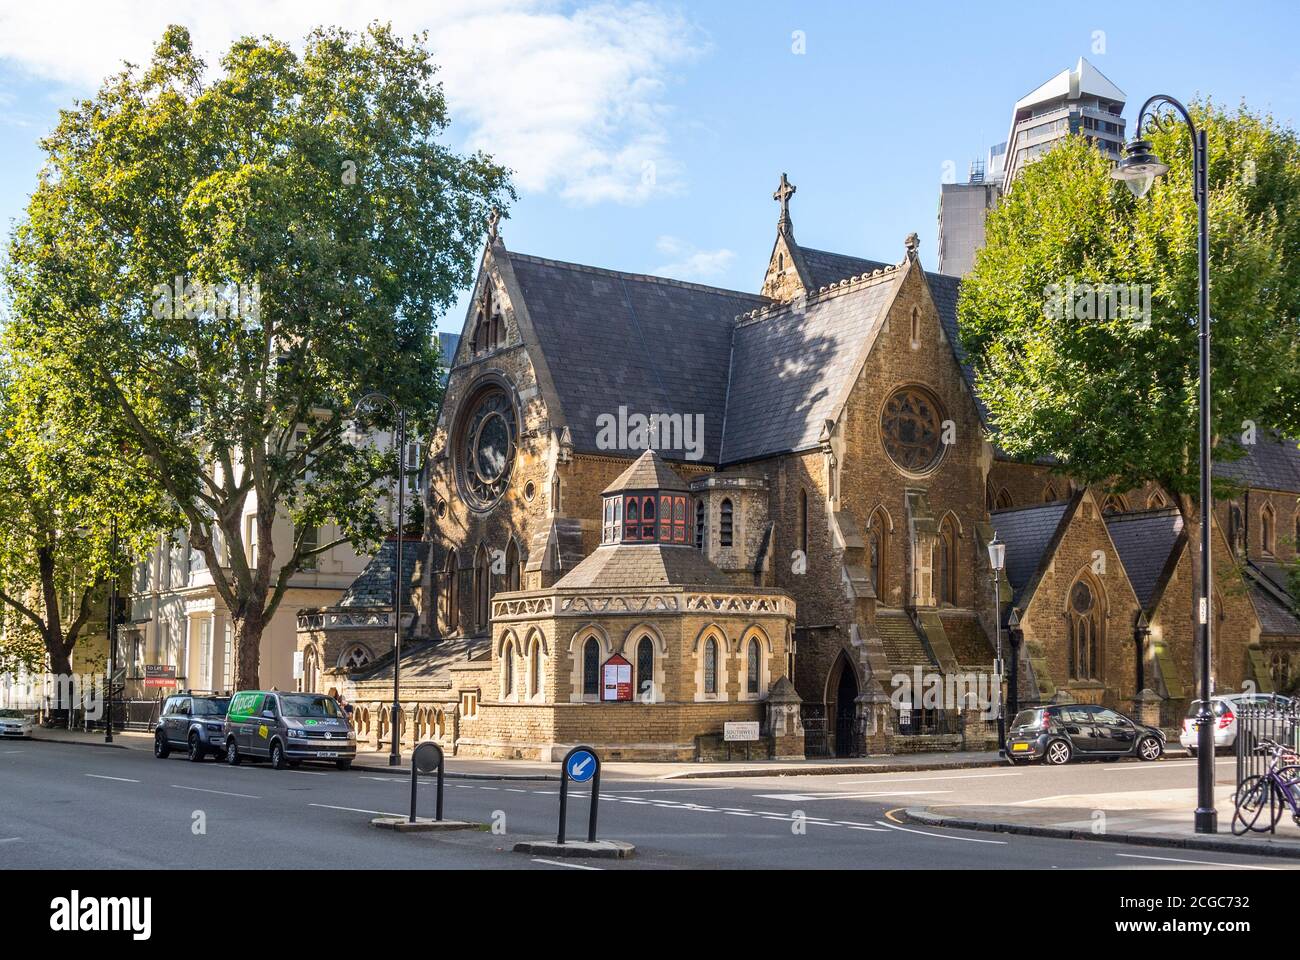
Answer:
829, 654, 859, 758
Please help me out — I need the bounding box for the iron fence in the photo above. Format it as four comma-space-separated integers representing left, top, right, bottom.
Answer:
1234, 699, 1300, 790
896, 707, 960, 737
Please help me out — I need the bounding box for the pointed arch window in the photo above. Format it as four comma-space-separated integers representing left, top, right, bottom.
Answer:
503, 641, 515, 699
1102, 494, 1129, 515
1042, 483, 1058, 503
505, 540, 521, 592
1262, 502, 1277, 555
994, 489, 1014, 510
867, 509, 888, 599
720, 499, 734, 547
695, 498, 706, 548
1067, 578, 1102, 681
798, 488, 809, 556
582, 638, 600, 697
1147, 489, 1169, 509
624, 497, 640, 541
474, 545, 492, 631
442, 553, 459, 634
704, 638, 718, 695
529, 636, 542, 699
1229, 503, 1244, 555
910, 306, 921, 347
636, 636, 655, 700
747, 638, 760, 695
937, 516, 957, 605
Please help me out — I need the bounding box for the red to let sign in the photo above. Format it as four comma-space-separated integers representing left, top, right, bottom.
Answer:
602, 654, 633, 702
144, 664, 177, 689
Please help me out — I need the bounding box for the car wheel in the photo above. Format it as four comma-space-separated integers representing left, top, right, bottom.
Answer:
225, 738, 241, 766
336, 759, 352, 771
154, 731, 170, 759
1187, 746, 1197, 758
1044, 739, 1072, 765
269, 740, 287, 770
187, 733, 205, 762
1138, 735, 1163, 761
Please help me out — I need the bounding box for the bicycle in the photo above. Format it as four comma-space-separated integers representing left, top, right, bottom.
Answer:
1231, 738, 1300, 835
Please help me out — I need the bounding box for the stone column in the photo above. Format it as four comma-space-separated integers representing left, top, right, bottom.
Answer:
857, 679, 895, 756
764, 677, 805, 759
1133, 688, 1162, 728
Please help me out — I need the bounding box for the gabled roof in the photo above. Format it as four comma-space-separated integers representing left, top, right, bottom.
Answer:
603, 449, 689, 495
990, 500, 1072, 606
720, 268, 902, 464
1104, 508, 1185, 612
504, 251, 769, 465
1245, 563, 1300, 637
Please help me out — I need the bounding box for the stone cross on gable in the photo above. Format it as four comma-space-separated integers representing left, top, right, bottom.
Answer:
486, 206, 502, 244
774, 173, 796, 235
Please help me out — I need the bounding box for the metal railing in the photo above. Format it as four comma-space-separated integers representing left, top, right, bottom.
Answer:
1235, 700, 1300, 790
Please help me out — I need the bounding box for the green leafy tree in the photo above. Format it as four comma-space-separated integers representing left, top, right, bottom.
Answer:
4, 23, 511, 689
0, 342, 171, 705
959, 103, 1300, 661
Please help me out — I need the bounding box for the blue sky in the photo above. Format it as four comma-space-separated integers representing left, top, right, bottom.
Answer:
2, 0, 1298, 335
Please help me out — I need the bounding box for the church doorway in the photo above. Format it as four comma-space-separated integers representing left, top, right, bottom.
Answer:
830, 654, 860, 757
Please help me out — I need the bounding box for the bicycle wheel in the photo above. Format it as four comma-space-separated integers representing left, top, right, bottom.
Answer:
1233, 775, 1281, 835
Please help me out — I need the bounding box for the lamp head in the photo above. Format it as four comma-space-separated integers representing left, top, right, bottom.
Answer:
987, 533, 1006, 573
1111, 138, 1170, 198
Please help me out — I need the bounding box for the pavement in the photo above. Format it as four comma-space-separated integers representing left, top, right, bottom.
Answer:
5, 727, 1293, 870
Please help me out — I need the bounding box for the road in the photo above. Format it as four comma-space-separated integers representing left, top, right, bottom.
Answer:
0, 741, 1292, 870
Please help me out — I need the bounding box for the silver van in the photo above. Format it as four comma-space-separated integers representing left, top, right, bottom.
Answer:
223, 690, 356, 770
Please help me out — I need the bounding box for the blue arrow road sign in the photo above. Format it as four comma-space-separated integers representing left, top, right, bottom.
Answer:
566, 749, 597, 783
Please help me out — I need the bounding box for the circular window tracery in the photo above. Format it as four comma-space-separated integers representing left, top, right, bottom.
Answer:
880, 386, 946, 474
456, 386, 517, 509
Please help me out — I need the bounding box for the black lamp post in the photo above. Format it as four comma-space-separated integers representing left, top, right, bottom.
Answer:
354, 392, 408, 768
987, 532, 1006, 756
1112, 94, 1216, 834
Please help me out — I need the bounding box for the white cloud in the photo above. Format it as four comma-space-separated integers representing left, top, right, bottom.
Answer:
0, 0, 702, 204
653, 235, 734, 281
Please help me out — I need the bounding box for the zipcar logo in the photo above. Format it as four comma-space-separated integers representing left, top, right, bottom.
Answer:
50, 891, 151, 940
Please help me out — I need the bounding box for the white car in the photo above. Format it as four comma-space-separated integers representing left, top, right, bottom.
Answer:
1179, 693, 1292, 755
0, 709, 34, 739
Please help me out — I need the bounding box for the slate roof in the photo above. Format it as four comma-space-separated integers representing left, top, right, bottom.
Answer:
603, 449, 689, 494
798, 247, 890, 291
507, 252, 768, 464
338, 539, 428, 610
352, 636, 489, 685
1215, 435, 1300, 492
1247, 579, 1300, 637
720, 272, 900, 464
990, 501, 1072, 605
1105, 509, 1185, 611
553, 542, 734, 590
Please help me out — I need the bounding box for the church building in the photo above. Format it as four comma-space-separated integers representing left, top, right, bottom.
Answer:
296, 176, 1300, 761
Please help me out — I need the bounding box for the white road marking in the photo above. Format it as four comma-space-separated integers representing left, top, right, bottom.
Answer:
754, 790, 952, 802
171, 784, 260, 799
0, 837, 20, 843
874, 820, 1007, 844
837, 772, 1022, 785
1115, 853, 1278, 870
85, 774, 139, 783
309, 803, 404, 817
287, 769, 328, 777
531, 858, 602, 871
608, 786, 739, 794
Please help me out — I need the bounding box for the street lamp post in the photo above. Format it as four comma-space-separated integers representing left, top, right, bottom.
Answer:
105, 517, 118, 744
354, 392, 408, 768
987, 533, 1006, 757
1112, 94, 1216, 834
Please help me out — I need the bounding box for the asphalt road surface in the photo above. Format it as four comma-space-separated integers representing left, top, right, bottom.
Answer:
1, 742, 1292, 871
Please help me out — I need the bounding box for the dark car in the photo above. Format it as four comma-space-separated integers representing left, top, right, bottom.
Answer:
1005, 703, 1165, 765
154, 694, 231, 762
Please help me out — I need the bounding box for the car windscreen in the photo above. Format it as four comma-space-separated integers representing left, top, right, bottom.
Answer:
279, 695, 340, 719
192, 698, 230, 716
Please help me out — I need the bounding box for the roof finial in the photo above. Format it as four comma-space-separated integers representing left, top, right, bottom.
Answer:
904, 231, 920, 261
486, 206, 502, 245
774, 173, 796, 236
